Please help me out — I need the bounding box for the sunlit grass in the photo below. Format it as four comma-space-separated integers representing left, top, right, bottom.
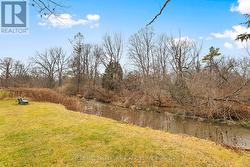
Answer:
0, 100, 249, 166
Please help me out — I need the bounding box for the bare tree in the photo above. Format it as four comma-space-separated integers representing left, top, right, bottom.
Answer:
101, 34, 124, 91
91, 45, 102, 85
53, 48, 68, 87
163, 36, 200, 105
166, 36, 196, 78
238, 57, 250, 79
156, 34, 169, 77
0, 57, 14, 87
32, 48, 59, 88
129, 28, 171, 104
129, 28, 155, 78
191, 41, 203, 73
220, 47, 250, 101
12, 61, 30, 86
69, 32, 104, 93
13, 61, 28, 77
82, 44, 92, 79
102, 34, 123, 66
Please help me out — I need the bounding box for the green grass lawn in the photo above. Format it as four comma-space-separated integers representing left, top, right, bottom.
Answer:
0, 100, 249, 167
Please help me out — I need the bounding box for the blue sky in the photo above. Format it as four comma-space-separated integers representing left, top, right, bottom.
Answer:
0, 0, 249, 62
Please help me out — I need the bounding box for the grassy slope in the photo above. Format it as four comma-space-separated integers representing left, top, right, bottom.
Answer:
0, 100, 249, 167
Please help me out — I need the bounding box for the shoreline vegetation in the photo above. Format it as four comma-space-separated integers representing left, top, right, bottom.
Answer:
0, 99, 249, 166
1, 31, 250, 126
1, 88, 249, 130
1, 31, 250, 142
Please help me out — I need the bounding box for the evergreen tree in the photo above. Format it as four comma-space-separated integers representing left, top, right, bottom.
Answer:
237, 14, 250, 41
102, 61, 123, 91
203, 47, 221, 73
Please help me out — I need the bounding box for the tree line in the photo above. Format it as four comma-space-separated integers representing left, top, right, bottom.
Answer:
1, 28, 250, 120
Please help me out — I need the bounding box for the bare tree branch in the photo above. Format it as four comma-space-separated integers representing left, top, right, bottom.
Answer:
31, 0, 66, 17
147, 0, 171, 26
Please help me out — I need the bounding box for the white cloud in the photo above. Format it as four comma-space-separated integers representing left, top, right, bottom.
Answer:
87, 14, 100, 21
211, 25, 250, 40
39, 13, 101, 28
173, 37, 194, 44
231, 0, 250, 14
224, 42, 233, 49
208, 0, 250, 50
211, 25, 250, 48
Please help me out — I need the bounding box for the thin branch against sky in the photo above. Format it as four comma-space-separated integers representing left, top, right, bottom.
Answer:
31, 0, 68, 17
147, 0, 171, 26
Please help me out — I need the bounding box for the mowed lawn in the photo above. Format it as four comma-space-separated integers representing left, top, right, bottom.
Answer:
0, 100, 249, 167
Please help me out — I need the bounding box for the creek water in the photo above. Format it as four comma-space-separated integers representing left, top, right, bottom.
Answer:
84, 100, 250, 150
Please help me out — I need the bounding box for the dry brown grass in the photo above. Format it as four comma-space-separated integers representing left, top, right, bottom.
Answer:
6, 88, 84, 112
92, 87, 113, 103
3, 87, 250, 121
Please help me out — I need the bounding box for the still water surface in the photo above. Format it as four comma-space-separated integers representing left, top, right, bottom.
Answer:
84, 100, 250, 150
